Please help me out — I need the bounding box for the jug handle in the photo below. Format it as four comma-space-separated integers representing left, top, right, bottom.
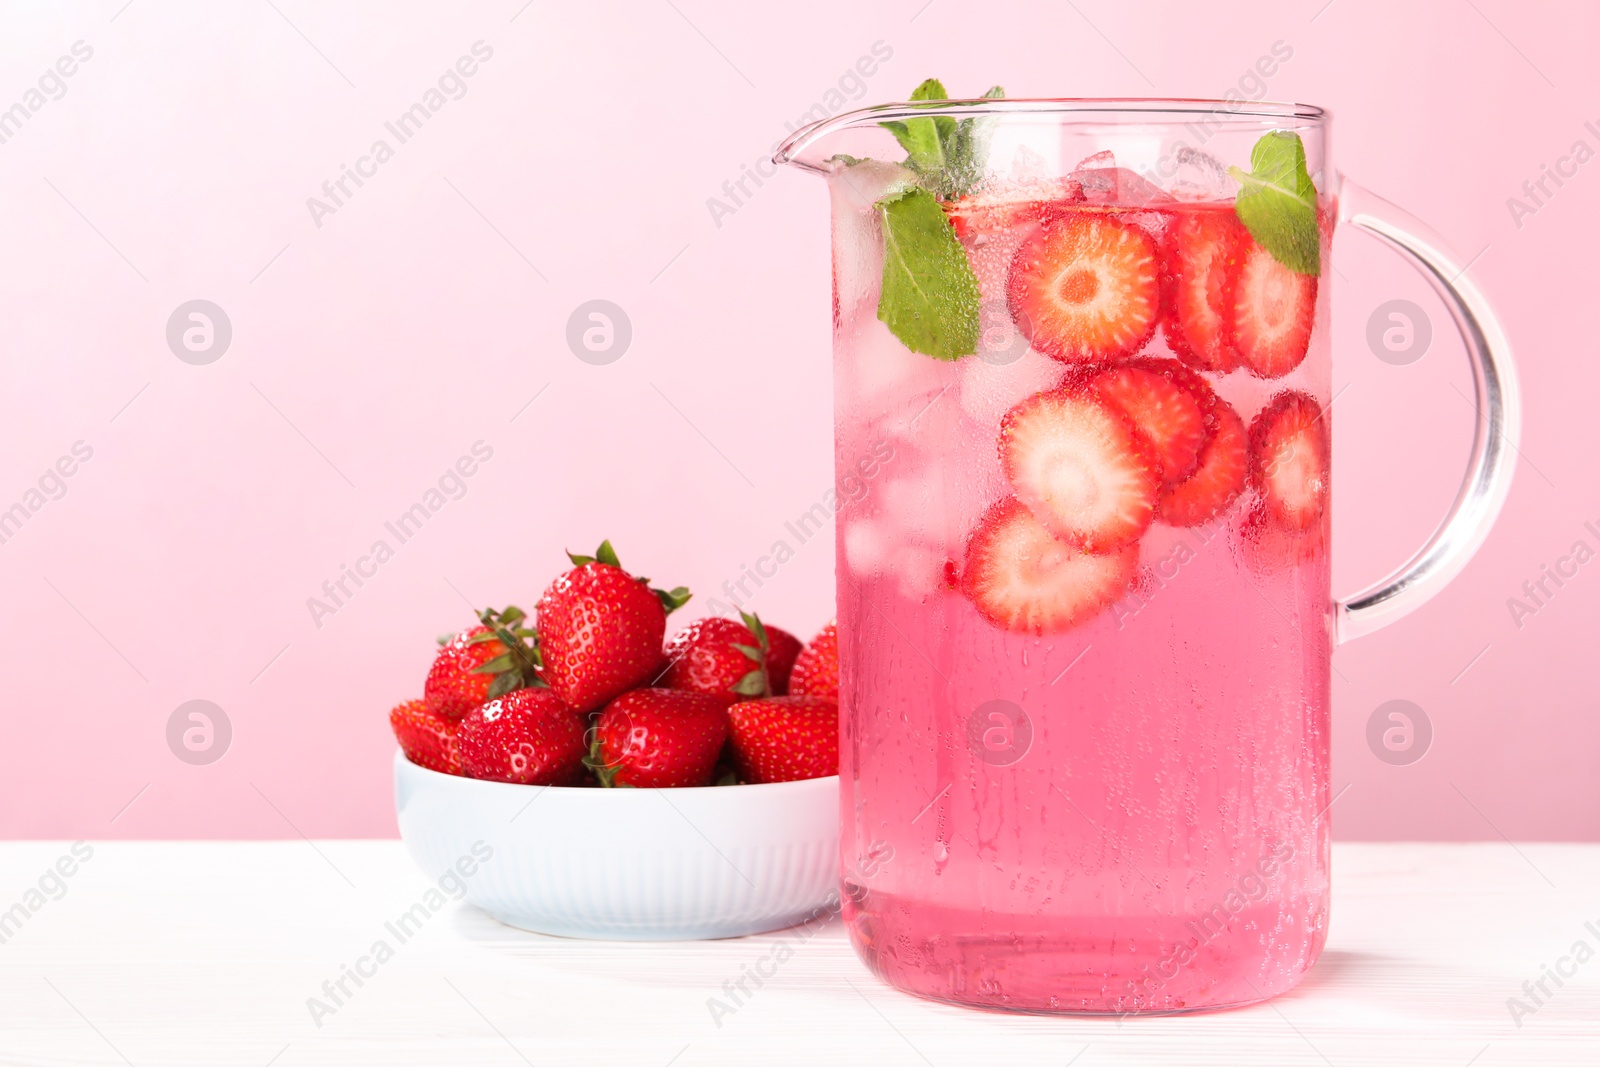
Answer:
1333, 177, 1522, 643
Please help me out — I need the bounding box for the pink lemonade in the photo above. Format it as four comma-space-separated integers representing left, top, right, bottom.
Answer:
828, 158, 1333, 1012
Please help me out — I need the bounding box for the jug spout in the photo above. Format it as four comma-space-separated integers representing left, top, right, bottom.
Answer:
773, 97, 1015, 176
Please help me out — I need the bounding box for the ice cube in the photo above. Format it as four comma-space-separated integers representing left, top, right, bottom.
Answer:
879, 475, 925, 521
959, 344, 1066, 426
887, 388, 965, 465
974, 296, 1029, 366
829, 160, 916, 320
839, 315, 953, 421
843, 518, 891, 576
832, 205, 882, 320
881, 458, 996, 555
881, 474, 957, 549
828, 159, 917, 216
895, 546, 948, 602
1072, 158, 1174, 208
1010, 144, 1050, 181
1167, 146, 1235, 202
881, 403, 1007, 548
874, 466, 970, 593
964, 227, 1028, 304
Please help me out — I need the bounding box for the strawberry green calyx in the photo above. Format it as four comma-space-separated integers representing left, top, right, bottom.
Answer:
566, 540, 624, 569
730, 610, 773, 698
468, 604, 546, 699
583, 727, 629, 788
565, 540, 692, 615
652, 585, 692, 614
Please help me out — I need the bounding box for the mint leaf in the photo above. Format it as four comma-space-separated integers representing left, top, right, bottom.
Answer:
879, 119, 944, 173
880, 80, 1004, 199
911, 78, 958, 165
880, 79, 955, 179
949, 85, 1004, 194
1229, 131, 1321, 276
875, 185, 980, 360
868, 80, 1000, 359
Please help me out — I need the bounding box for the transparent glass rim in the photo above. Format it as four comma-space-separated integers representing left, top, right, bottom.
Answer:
774, 97, 1328, 171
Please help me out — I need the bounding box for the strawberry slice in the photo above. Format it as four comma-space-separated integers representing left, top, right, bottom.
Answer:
1232, 238, 1317, 378
1091, 360, 1207, 485
1249, 391, 1328, 530
1162, 207, 1245, 373
999, 386, 1159, 552
962, 498, 1138, 634
944, 177, 1083, 239
1158, 391, 1248, 526
1239, 497, 1328, 575
1005, 212, 1160, 364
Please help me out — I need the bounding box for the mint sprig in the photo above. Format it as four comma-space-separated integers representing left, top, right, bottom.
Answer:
878, 79, 955, 180
1229, 131, 1321, 276
866, 78, 1000, 360
878, 79, 1005, 199
875, 184, 980, 361
949, 85, 1005, 194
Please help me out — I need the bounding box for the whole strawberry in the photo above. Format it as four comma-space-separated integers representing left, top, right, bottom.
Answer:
662, 612, 803, 703
726, 696, 839, 784
425, 627, 502, 720
535, 541, 689, 713
588, 688, 729, 788
424, 605, 542, 720
764, 625, 803, 693
390, 699, 462, 775
457, 688, 586, 785
788, 621, 839, 703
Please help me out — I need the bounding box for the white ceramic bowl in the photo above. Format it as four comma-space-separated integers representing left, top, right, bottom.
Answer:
393, 751, 841, 940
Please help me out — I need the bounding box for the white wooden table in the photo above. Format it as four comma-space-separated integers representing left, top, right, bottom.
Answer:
0, 842, 1595, 1065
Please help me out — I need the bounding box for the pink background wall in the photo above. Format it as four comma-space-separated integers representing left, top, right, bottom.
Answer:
0, 0, 1594, 840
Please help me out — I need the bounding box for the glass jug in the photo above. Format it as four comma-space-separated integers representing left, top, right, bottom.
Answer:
775, 99, 1517, 1013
